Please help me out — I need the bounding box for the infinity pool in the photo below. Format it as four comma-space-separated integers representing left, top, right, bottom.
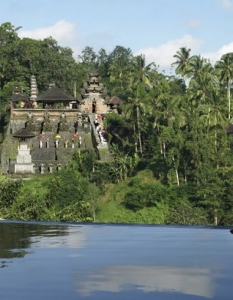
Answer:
0, 221, 232, 299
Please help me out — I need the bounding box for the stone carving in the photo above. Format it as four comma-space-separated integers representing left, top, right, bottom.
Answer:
26, 111, 37, 131
40, 164, 45, 174
48, 164, 53, 173
43, 112, 52, 131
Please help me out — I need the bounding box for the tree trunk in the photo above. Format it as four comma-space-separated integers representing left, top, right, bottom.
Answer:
175, 169, 180, 186
73, 82, 77, 98
214, 215, 218, 226
227, 78, 231, 120
172, 154, 180, 185
136, 106, 143, 155
163, 142, 166, 158
133, 124, 138, 153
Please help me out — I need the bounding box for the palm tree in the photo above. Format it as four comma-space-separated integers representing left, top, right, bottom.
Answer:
124, 55, 154, 155
188, 57, 216, 106
172, 47, 192, 77
188, 55, 209, 79
109, 143, 138, 181
160, 96, 185, 128
198, 90, 226, 152
131, 54, 155, 88
215, 53, 233, 120
109, 61, 129, 91
127, 85, 146, 155
108, 46, 133, 92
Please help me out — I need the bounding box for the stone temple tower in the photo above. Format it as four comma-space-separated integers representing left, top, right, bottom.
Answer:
78, 70, 109, 114
30, 75, 38, 108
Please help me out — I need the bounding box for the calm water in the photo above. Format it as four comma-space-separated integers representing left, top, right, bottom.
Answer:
0, 221, 233, 300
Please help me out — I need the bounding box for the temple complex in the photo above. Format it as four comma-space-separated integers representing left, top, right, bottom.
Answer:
1, 71, 121, 175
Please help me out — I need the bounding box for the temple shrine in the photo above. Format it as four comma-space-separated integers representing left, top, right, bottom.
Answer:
1, 71, 121, 175
78, 70, 110, 114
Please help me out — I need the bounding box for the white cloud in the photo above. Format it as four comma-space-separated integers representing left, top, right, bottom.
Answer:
18, 20, 79, 45
135, 34, 233, 72
202, 41, 233, 64
18, 20, 113, 57
75, 265, 216, 298
220, 0, 233, 8
134, 34, 203, 70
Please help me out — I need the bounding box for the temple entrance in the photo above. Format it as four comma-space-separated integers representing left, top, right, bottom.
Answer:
92, 101, 96, 113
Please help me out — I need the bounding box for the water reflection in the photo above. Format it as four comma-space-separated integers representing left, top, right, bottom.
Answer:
0, 222, 232, 300
0, 222, 70, 266
30, 226, 87, 249
76, 265, 216, 298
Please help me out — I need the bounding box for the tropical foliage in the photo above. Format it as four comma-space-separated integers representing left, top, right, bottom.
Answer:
1, 23, 233, 225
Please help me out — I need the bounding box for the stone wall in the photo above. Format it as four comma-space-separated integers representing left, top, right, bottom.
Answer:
1, 108, 111, 174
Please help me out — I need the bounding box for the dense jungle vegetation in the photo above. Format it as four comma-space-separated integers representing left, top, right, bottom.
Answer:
1, 22, 233, 225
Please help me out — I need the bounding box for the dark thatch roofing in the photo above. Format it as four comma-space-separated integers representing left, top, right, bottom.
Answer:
108, 96, 122, 105
225, 124, 233, 134
11, 82, 28, 102
37, 85, 74, 102
13, 128, 35, 139
11, 94, 28, 102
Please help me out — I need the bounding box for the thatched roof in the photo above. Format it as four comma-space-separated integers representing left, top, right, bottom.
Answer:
225, 124, 233, 134
37, 85, 74, 102
11, 94, 28, 102
108, 96, 122, 105
13, 128, 35, 139
11, 82, 28, 102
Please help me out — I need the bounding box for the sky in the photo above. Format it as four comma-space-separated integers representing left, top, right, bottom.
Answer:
1, 0, 233, 74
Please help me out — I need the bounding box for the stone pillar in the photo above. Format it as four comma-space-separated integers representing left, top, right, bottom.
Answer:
30, 75, 38, 107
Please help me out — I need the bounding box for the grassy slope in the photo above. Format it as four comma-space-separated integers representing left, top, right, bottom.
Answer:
96, 170, 169, 224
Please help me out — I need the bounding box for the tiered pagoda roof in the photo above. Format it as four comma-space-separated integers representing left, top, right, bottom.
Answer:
11, 82, 28, 102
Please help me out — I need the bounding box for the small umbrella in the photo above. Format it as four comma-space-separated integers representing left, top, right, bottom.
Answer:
55, 134, 61, 139
39, 135, 45, 139
72, 133, 78, 138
